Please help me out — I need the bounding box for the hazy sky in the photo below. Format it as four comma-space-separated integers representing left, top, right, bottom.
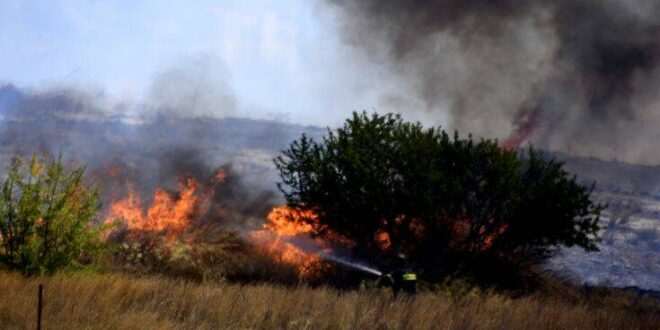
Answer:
0, 0, 418, 126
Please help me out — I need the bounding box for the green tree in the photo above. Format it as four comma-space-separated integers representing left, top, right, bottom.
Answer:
0, 155, 103, 275
275, 112, 603, 284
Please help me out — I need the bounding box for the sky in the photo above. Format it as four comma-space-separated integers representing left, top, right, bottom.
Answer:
0, 0, 419, 126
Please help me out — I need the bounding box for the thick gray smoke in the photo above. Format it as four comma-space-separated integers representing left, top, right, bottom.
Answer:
325, 0, 660, 164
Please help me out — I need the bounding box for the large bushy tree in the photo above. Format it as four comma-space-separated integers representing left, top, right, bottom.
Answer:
275, 112, 603, 284
0, 155, 103, 275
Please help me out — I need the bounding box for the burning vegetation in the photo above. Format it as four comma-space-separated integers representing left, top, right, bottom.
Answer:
0, 110, 604, 291
274, 112, 603, 288
93, 111, 603, 289
105, 178, 199, 240
101, 164, 335, 280
250, 206, 326, 278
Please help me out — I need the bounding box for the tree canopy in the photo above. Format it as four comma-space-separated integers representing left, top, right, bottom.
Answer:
275, 112, 603, 284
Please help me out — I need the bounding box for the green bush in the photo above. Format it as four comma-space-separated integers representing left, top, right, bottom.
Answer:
275, 112, 603, 286
0, 155, 104, 275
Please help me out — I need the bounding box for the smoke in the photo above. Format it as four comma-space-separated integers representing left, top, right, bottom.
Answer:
0, 58, 302, 228
325, 0, 660, 164
149, 54, 238, 119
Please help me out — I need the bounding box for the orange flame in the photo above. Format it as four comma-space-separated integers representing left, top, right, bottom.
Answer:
103, 171, 339, 279
105, 178, 199, 240
482, 224, 509, 250
375, 229, 391, 251
251, 206, 325, 277
264, 206, 317, 236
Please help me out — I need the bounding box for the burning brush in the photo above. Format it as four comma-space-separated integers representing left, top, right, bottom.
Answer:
100, 163, 416, 289
100, 167, 337, 279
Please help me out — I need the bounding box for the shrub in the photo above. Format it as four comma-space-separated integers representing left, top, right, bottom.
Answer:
275, 112, 603, 287
0, 155, 104, 275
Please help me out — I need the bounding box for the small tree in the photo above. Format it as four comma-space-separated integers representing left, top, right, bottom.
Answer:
0, 155, 102, 275
275, 112, 603, 285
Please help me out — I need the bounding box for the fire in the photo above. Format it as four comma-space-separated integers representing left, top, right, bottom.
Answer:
375, 229, 391, 250
482, 224, 509, 250
449, 215, 509, 251
252, 206, 325, 277
105, 178, 199, 239
502, 107, 539, 150
264, 206, 317, 236
103, 168, 332, 278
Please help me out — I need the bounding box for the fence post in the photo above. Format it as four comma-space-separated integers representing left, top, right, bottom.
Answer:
37, 284, 43, 330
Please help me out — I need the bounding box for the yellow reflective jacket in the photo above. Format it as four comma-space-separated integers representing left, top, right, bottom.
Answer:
402, 273, 417, 281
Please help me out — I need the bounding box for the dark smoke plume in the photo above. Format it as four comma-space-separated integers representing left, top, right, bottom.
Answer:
326, 0, 660, 164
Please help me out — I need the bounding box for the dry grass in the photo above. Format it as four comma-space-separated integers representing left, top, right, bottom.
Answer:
0, 272, 658, 330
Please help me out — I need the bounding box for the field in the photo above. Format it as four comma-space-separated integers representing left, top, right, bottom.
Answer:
1, 272, 659, 330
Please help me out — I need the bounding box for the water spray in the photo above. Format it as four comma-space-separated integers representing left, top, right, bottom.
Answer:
255, 229, 384, 276
318, 251, 382, 276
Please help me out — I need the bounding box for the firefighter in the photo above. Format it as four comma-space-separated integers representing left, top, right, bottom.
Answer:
400, 269, 417, 294
380, 269, 417, 296
391, 268, 417, 295
381, 253, 418, 296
